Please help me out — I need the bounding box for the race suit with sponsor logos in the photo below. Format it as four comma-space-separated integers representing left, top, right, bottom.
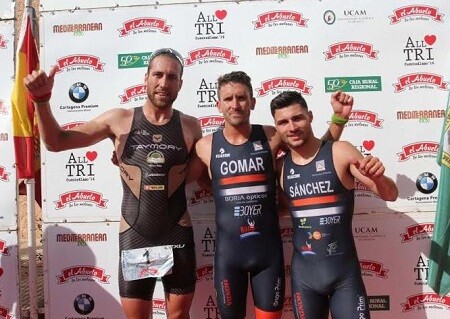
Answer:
282, 141, 370, 319
210, 125, 285, 318
118, 107, 195, 299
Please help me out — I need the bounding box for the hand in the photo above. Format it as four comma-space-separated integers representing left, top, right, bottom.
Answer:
23, 65, 58, 102
330, 90, 353, 118
352, 155, 385, 179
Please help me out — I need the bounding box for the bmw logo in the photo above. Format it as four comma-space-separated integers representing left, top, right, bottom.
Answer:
73, 293, 95, 315
416, 172, 438, 194
69, 82, 89, 103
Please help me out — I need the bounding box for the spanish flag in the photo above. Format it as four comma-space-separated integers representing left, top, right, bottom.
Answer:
11, 7, 40, 179
427, 91, 450, 296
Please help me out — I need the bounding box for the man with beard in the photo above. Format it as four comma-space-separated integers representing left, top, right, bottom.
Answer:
188, 71, 353, 319
270, 91, 398, 319
24, 48, 202, 319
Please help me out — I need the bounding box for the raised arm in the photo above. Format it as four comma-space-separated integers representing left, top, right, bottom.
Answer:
335, 142, 398, 201
320, 90, 353, 142
24, 66, 117, 151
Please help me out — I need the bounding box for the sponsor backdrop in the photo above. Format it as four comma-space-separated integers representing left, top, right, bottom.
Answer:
0, 1, 20, 319
11, 0, 449, 318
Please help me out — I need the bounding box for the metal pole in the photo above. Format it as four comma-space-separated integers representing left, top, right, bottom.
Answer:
26, 179, 38, 319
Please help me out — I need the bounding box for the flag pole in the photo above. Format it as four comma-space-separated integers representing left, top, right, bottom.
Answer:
24, 2, 38, 318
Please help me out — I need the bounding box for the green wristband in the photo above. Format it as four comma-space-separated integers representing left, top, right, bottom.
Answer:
331, 113, 349, 125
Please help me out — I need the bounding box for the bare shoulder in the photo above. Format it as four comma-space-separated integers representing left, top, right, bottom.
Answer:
179, 110, 200, 127
178, 110, 202, 151
195, 133, 213, 163
197, 133, 213, 148
262, 124, 277, 136
263, 124, 283, 151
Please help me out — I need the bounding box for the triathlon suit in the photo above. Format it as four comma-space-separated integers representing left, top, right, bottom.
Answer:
282, 141, 370, 319
118, 107, 196, 299
210, 125, 285, 319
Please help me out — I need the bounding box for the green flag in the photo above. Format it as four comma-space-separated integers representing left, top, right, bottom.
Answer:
427, 93, 450, 296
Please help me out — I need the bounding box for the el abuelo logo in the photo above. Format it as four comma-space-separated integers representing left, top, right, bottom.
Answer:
120, 83, 147, 104
55, 190, 108, 209
257, 77, 312, 97
198, 116, 224, 135
389, 5, 443, 24
0, 34, 8, 48
393, 72, 449, 92
253, 10, 308, 29
325, 76, 381, 92
401, 223, 434, 243
347, 110, 383, 129
118, 52, 151, 69
0, 166, 11, 182
184, 47, 238, 66
397, 141, 438, 161
55, 54, 105, 73
118, 17, 171, 36
324, 41, 378, 60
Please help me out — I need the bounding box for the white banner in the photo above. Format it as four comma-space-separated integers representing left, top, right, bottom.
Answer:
0, 231, 20, 319
36, 0, 450, 318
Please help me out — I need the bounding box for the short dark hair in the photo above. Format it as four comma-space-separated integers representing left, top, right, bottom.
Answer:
270, 91, 308, 116
217, 71, 253, 99
148, 48, 184, 77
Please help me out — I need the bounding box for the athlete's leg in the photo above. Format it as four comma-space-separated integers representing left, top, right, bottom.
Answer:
120, 298, 153, 319
165, 292, 195, 319
328, 266, 370, 319
254, 307, 282, 319
251, 245, 285, 319
162, 244, 196, 319
214, 264, 248, 319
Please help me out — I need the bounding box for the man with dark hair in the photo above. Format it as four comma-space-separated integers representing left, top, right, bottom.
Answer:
24, 48, 202, 319
188, 71, 354, 319
270, 90, 398, 319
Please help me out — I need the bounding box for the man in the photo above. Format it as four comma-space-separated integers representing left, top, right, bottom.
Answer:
189, 71, 354, 319
24, 48, 202, 319
270, 91, 398, 319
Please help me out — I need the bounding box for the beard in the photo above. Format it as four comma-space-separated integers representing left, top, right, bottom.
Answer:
148, 91, 178, 109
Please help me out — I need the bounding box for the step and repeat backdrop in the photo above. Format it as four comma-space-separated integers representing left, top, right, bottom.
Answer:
1, 0, 450, 318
